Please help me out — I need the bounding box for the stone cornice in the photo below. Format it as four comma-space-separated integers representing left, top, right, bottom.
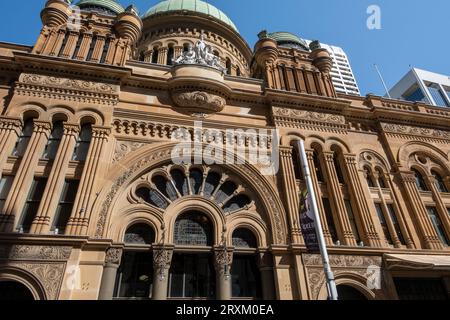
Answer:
380, 122, 450, 143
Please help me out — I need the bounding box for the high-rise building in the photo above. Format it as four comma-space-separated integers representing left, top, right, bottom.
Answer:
0, 0, 449, 301
389, 68, 450, 107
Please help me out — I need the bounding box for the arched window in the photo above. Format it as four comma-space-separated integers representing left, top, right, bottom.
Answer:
12, 118, 33, 157
223, 194, 251, 214
151, 47, 159, 64
215, 181, 237, 204
189, 168, 203, 195
431, 170, 448, 193
226, 58, 232, 75
167, 45, 174, 65
337, 285, 368, 300
18, 177, 48, 233
72, 124, 92, 161
138, 51, 145, 61
170, 169, 188, 196
135, 186, 169, 209
174, 212, 213, 246
100, 38, 111, 63
204, 171, 221, 197
232, 229, 257, 248
312, 151, 324, 183
183, 43, 189, 52
376, 169, 387, 188
86, 35, 97, 61
291, 144, 303, 181
52, 179, 79, 234
152, 175, 177, 201
333, 154, 345, 184
58, 31, 70, 57
42, 121, 64, 160
236, 67, 241, 77
364, 167, 375, 188
124, 223, 155, 245
413, 168, 428, 191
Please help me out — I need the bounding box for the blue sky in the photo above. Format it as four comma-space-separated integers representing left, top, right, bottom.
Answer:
0, 0, 448, 96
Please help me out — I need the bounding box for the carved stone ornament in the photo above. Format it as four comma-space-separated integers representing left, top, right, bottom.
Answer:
214, 249, 233, 275
381, 123, 450, 140
153, 248, 173, 271
0, 245, 72, 261
173, 34, 227, 74
272, 107, 346, 125
171, 90, 226, 114
113, 141, 147, 163
105, 248, 122, 265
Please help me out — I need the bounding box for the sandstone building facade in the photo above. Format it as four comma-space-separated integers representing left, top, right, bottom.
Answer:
0, 0, 449, 300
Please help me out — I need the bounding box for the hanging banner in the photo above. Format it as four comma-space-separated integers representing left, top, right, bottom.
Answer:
299, 188, 320, 252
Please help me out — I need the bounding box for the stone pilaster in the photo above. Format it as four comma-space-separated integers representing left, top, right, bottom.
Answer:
74, 32, 93, 61
59, 30, 79, 59
143, 49, 153, 63
0, 121, 51, 232
90, 35, 106, 63
98, 247, 123, 300
396, 171, 443, 249
343, 154, 383, 247
66, 126, 110, 236
214, 246, 233, 300
174, 46, 183, 61
427, 175, 450, 239
30, 123, 80, 234
152, 245, 174, 300
0, 117, 22, 179
279, 146, 303, 244
258, 251, 275, 300
305, 150, 333, 245
32, 26, 51, 54
157, 47, 168, 65
322, 151, 356, 246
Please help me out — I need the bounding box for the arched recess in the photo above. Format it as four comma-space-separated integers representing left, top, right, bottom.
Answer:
226, 215, 268, 248
398, 141, 450, 172
7, 103, 46, 120
90, 142, 288, 245
316, 273, 378, 300
0, 267, 47, 300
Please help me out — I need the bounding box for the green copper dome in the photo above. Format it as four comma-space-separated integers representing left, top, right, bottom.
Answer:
267, 32, 310, 51
143, 0, 238, 32
76, 0, 125, 15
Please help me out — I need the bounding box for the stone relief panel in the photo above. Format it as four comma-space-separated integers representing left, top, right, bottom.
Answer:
381, 123, 450, 141
113, 140, 148, 164
0, 245, 72, 261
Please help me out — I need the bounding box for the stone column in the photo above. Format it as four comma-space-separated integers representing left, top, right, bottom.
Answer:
279, 146, 303, 244
157, 47, 168, 65
30, 123, 80, 234
98, 247, 123, 300
74, 32, 93, 61
174, 46, 183, 61
0, 117, 22, 179
343, 154, 383, 247
0, 121, 51, 232
214, 246, 233, 300
66, 126, 110, 236
322, 151, 356, 246
59, 31, 79, 59
90, 35, 106, 63
143, 49, 153, 63
396, 171, 443, 249
258, 251, 275, 300
427, 175, 450, 235
32, 26, 51, 54
305, 150, 333, 245
152, 245, 174, 300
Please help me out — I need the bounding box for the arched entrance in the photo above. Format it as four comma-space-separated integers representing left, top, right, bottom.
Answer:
337, 285, 368, 300
0, 281, 35, 300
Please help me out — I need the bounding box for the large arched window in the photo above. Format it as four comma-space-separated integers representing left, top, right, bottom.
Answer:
42, 121, 64, 160
72, 124, 92, 161
12, 118, 34, 157
232, 228, 262, 299
125, 223, 155, 245
413, 168, 428, 191
174, 212, 213, 246
431, 170, 448, 193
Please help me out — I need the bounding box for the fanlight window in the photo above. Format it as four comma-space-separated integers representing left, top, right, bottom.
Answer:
232, 229, 257, 248
124, 224, 155, 245
136, 167, 252, 215
174, 212, 212, 246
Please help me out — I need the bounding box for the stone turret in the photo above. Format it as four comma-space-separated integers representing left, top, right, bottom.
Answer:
114, 5, 143, 45
40, 0, 72, 27
309, 40, 333, 75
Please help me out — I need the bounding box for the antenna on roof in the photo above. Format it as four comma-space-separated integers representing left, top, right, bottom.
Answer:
373, 64, 391, 98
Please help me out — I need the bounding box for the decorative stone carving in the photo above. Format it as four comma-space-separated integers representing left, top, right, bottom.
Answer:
171, 90, 226, 114
173, 34, 226, 73
381, 123, 450, 140
113, 141, 147, 163
359, 151, 389, 172
214, 248, 233, 275
302, 254, 382, 267
272, 107, 346, 125
0, 245, 72, 261
105, 248, 122, 265
153, 248, 173, 271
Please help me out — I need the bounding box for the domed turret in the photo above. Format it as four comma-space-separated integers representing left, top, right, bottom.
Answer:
266, 31, 310, 51
41, 0, 73, 27
76, 0, 125, 16
115, 5, 143, 44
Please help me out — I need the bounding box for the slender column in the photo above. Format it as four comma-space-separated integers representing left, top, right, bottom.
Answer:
258, 251, 275, 300
157, 47, 168, 65
214, 246, 233, 300
60, 31, 80, 59
74, 32, 93, 61
103, 37, 116, 65
305, 150, 333, 245
0, 117, 22, 179
90, 35, 106, 63
279, 146, 303, 244
174, 46, 183, 61
48, 29, 66, 56
396, 171, 443, 249
322, 151, 356, 246
30, 123, 80, 234
0, 121, 52, 232
98, 248, 123, 300
66, 126, 110, 236
42, 29, 58, 55
32, 26, 51, 54
143, 49, 153, 62
152, 245, 174, 300
343, 154, 383, 247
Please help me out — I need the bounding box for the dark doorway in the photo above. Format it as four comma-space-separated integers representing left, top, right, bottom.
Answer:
0, 281, 35, 300
394, 278, 448, 300
114, 252, 153, 299
337, 285, 368, 300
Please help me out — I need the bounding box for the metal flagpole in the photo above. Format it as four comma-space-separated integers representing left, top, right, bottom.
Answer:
296, 140, 338, 300
373, 64, 391, 98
